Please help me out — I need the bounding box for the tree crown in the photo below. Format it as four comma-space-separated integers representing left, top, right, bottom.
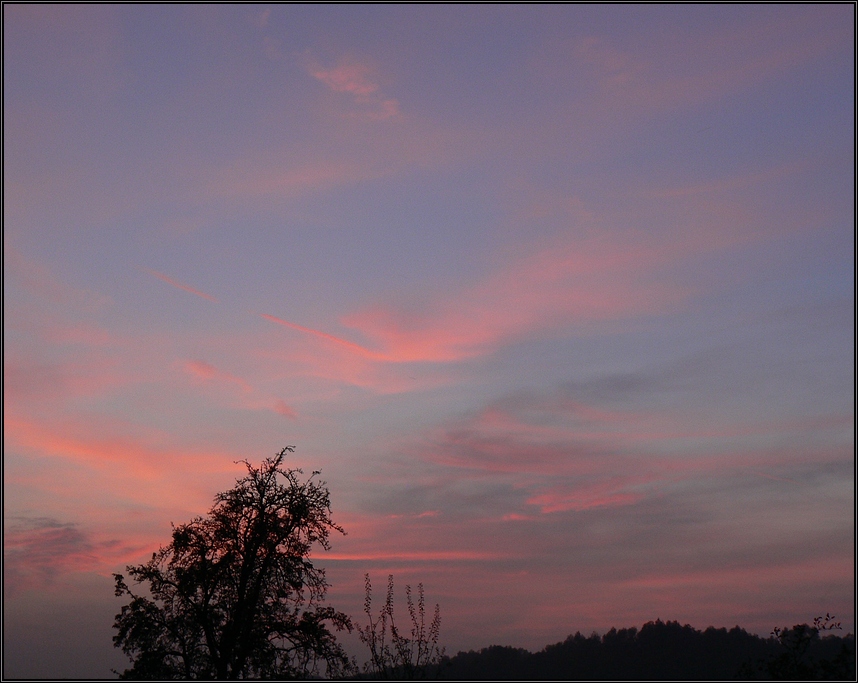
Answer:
113, 446, 353, 680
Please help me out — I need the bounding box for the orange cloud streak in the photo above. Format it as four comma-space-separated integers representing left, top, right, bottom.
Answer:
207, 161, 367, 200
273, 399, 297, 419
342, 231, 702, 363
310, 60, 380, 96
527, 482, 648, 513
183, 359, 253, 393
3, 414, 234, 484
322, 550, 503, 562
143, 268, 218, 302
260, 313, 386, 360
619, 554, 856, 591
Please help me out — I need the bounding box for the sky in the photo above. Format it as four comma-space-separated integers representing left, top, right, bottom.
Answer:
2, 4, 855, 678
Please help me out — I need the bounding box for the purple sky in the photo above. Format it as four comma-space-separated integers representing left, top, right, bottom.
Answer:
3, 5, 854, 678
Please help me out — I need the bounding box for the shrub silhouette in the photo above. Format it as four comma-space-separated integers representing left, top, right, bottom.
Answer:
112, 447, 354, 679
739, 613, 855, 680
358, 573, 444, 679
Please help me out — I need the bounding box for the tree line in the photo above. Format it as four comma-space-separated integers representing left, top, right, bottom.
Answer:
430, 617, 854, 680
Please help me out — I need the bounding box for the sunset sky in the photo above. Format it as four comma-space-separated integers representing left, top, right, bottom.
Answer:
3, 5, 854, 678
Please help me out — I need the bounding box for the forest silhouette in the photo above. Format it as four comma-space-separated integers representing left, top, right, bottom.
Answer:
111, 447, 854, 680
427, 618, 854, 680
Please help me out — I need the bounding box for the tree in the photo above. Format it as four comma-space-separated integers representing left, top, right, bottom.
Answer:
357, 573, 444, 679
738, 613, 855, 680
112, 447, 355, 679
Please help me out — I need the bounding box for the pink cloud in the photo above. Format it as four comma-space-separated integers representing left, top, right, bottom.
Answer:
196, 104, 475, 209
257, 313, 452, 394
491, 552, 855, 646
183, 359, 252, 393
3, 517, 140, 595
501, 513, 533, 522
207, 161, 368, 200
308, 56, 401, 120
542, 10, 852, 120
143, 268, 218, 302
3, 414, 239, 487
260, 313, 384, 360
310, 60, 380, 97
273, 399, 297, 419
4, 355, 128, 408
185, 359, 217, 380
450, 399, 853, 452
408, 385, 852, 525
1, 415, 279, 571
422, 398, 649, 476
573, 35, 644, 88
4, 243, 111, 311
314, 516, 518, 592
638, 161, 805, 200
257, 337, 437, 395
617, 553, 856, 595
250, 8, 270, 29
526, 481, 648, 513
45, 323, 112, 346
342, 230, 707, 363
322, 550, 502, 562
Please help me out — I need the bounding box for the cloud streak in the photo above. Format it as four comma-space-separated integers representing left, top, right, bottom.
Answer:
342, 230, 703, 363
183, 361, 302, 421
5, 243, 111, 312
308, 56, 401, 120
143, 268, 218, 303
3, 516, 135, 595
183, 359, 253, 394
403, 378, 853, 524
206, 161, 369, 200
260, 313, 385, 360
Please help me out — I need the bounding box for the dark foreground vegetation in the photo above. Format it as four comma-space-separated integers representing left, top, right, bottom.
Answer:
112, 448, 444, 679
424, 616, 854, 680
111, 446, 853, 680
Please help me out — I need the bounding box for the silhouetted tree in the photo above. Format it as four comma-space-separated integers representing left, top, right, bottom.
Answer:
112, 447, 355, 679
358, 574, 444, 679
739, 613, 855, 680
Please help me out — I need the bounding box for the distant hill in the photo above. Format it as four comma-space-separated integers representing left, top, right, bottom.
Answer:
427, 619, 855, 680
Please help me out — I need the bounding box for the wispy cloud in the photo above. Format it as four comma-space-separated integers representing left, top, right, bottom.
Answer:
183, 359, 252, 393
258, 216, 749, 383
181, 357, 304, 421
3, 413, 237, 486
4, 354, 127, 407
206, 161, 369, 200
323, 550, 502, 562
526, 481, 647, 513
260, 313, 384, 360
342, 230, 699, 363
257, 312, 455, 394
545, 8, 853, 118
637, 161, 806, 200
143, 268, 218, 302
403, 377, 853, 522
308, 56, 401, 120
273, 399, 297, 419
5, 243, 111, 312
250, 7, 270, 29
3, 516, 135, 595
311, 60, 379, 97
